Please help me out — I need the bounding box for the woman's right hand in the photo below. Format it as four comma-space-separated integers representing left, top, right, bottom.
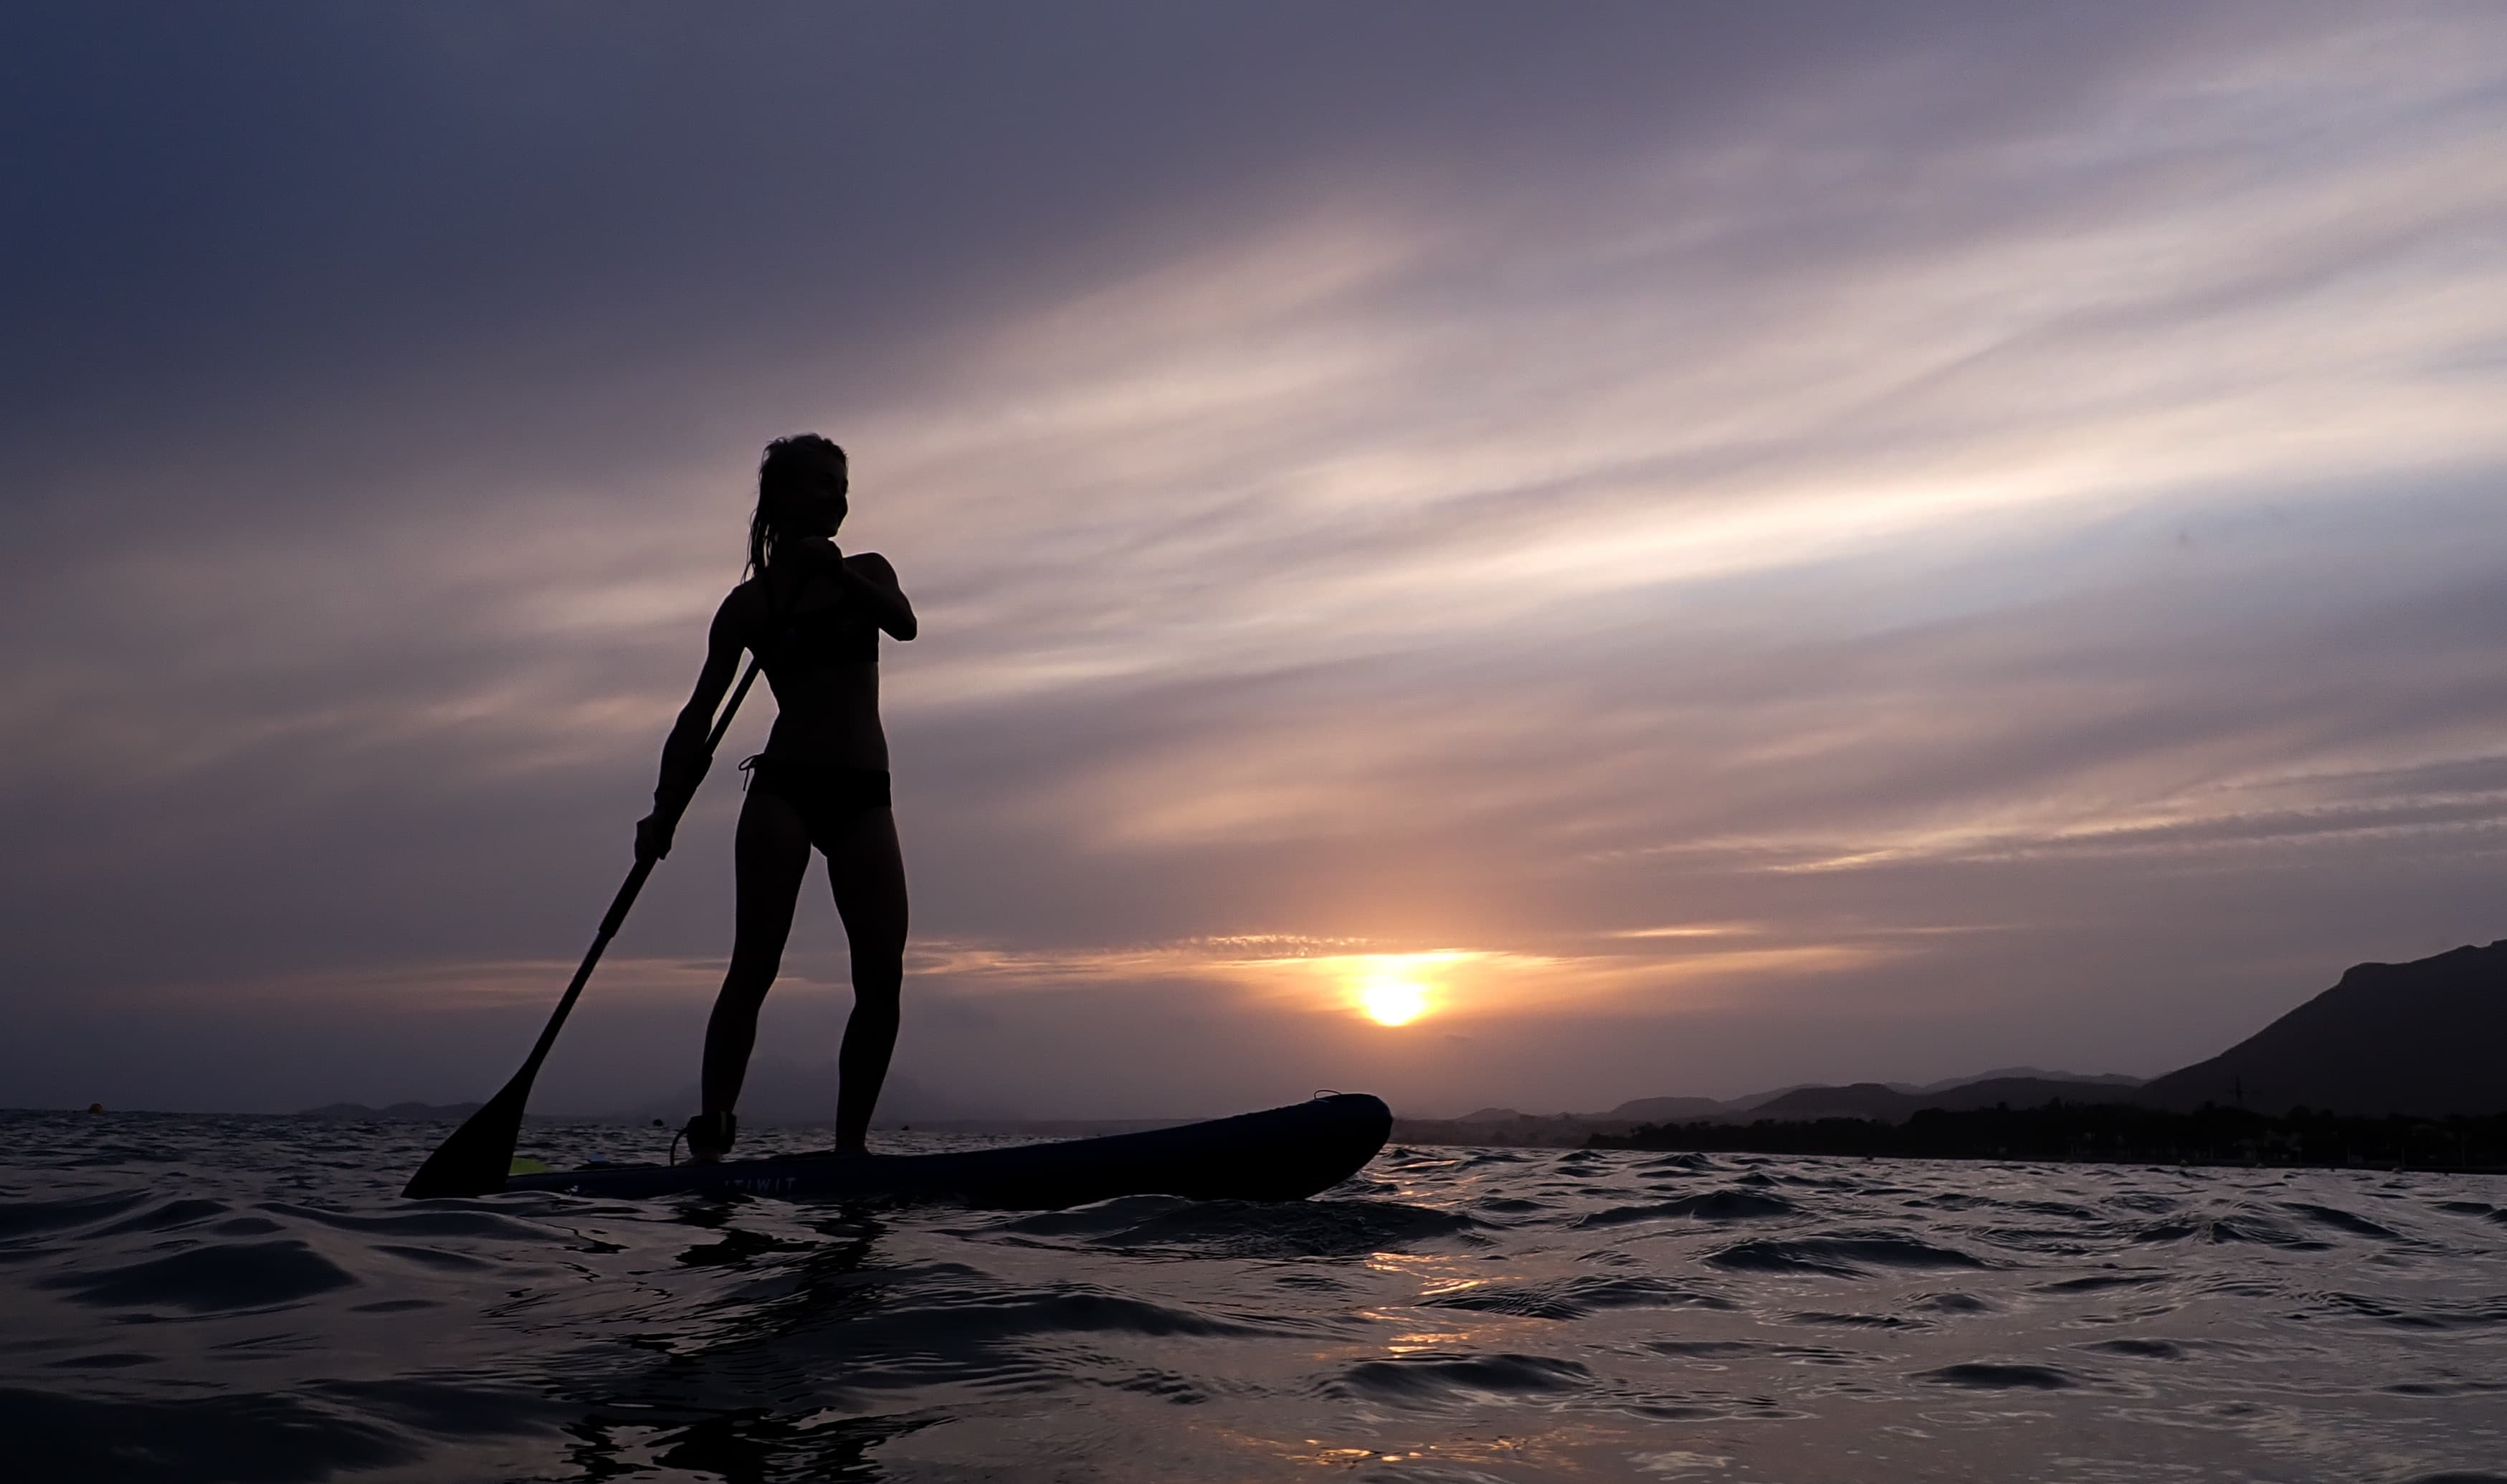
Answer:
634, 811, 675, 862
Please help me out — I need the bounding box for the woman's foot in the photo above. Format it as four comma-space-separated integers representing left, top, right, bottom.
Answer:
678, 1110, 738, 1164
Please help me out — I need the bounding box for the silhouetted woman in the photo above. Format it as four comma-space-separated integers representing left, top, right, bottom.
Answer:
637, 435, 916, 1161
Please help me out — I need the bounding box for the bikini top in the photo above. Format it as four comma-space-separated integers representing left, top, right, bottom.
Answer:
756, 585, 877, 674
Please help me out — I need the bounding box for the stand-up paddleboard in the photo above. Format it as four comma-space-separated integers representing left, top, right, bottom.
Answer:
501, 1093, 1393, 1207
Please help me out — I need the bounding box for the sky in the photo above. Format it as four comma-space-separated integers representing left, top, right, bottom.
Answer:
4, 2, 2505, 1120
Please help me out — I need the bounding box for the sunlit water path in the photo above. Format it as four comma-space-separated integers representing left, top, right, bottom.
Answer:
3, 1110, 2502, 1481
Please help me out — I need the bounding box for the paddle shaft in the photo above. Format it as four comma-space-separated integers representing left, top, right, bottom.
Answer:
512, 655, 762, 1087
404, 656, 761, 1197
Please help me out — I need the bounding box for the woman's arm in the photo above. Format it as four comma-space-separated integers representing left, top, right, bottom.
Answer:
834, 550, 917, 641
635, 591, 748, 860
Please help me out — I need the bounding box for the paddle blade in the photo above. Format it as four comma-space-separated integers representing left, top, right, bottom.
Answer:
402, 1079, 530, 1198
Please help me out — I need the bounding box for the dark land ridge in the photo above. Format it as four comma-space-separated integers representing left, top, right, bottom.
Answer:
1400, 939, 2507, 1149
1587, 1103, 2507, 1172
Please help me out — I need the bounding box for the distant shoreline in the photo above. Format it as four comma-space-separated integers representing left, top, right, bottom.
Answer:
1576, 1102, 2507, 1176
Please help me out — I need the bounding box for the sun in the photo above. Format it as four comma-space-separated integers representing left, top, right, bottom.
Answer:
1355, 971, 1431, 1026
1318, 951, 1462, 1026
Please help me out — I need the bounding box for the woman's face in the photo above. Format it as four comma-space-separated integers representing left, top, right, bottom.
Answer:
791, 453, 849, 538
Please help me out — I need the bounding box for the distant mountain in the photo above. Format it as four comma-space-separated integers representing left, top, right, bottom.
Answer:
1909, 1067, 2144, 1095
1675, 1075, 2151, 1125
2144, 940, 2507, 1116
1740, 1083, 1918, 1121
1644, 941, 2506, 1128
1435, 1080, 2134, 1128
1733, 1076, 2151, 1124
1386, 942, 2501, 1147
1921, 1076, 2151, 1113
1722, 1083, 1825, 1112
1604, 1095, 1728, 1122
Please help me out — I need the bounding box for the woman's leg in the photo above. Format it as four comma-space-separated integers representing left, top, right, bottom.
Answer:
702, 784, 814, 1116
825, 805, 909, 1152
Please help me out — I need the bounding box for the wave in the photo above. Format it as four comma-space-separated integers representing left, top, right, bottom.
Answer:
2317, 1291, 2507, 1331
974, 1195, 1483, 1257
2280, 1202, 2408, 1241
0, 1189, 151, 1240
2037, 1270, 2171, 1293
1330, 1351, 1593, 1404
1420, 1275, 1736, 1320
38, 1239, 359, 1313
1570, 1189, 1801, 1227
2081, 1337, 2186, 1360
1917, 1361, 2078, 1390
0, 1384, 416, 1483
1907, 1290, 1994, 1313
1707, 1232, 1994, 1276
2131, 1212, 2328, 1249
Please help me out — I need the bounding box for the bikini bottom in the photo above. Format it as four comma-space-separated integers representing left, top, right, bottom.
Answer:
738, 755, 891, 855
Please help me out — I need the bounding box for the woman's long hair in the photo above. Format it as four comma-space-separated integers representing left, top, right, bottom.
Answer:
748, 434, 845, 581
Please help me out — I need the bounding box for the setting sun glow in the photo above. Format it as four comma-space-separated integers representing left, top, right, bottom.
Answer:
1350, 959, 1437, 1026
1360, 979, 1427, 1025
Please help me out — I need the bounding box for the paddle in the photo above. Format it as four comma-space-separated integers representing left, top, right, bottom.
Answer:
403, 656, 765, 1198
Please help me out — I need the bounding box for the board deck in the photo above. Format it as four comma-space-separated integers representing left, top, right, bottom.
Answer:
503, 1093, 1393, 1206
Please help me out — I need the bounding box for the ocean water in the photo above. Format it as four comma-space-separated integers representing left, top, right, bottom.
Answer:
3, 1112, 2502, 1483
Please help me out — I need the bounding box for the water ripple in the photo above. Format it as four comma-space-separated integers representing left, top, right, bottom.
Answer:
38, 1239, 359, 1313
1707, 1232, 1995, 1275
1, 1112, 2500, 1480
